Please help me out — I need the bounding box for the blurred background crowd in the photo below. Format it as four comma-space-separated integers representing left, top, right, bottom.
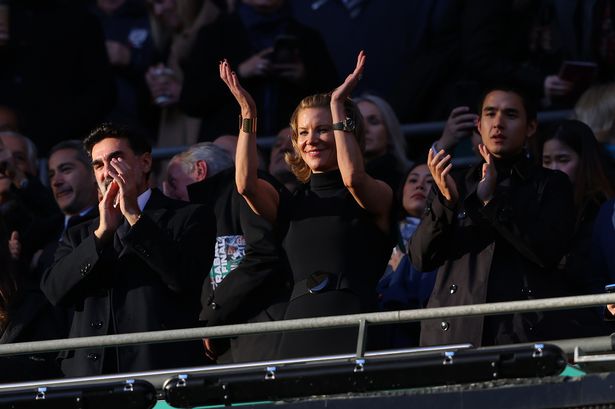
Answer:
2, 0, 615, 381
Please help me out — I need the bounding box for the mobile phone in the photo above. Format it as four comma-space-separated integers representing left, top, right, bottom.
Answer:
272, 35, 299, 64
559, 60, 597, 85
605, 284, 615, 293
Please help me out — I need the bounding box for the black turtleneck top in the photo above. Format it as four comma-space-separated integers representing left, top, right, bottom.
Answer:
277, 169, 393, 357
281, 169, 392, 301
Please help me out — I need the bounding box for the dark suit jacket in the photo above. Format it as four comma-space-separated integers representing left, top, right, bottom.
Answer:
410, 157, 576, 347
0, 286, 68, 382
41, 189, 216, 376
0, 208, 97, 382
188, 169, 291, 362
33, 207, 99, 282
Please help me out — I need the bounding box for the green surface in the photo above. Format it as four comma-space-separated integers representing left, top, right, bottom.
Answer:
154, 403, 174, 409
560, 364, 586, 377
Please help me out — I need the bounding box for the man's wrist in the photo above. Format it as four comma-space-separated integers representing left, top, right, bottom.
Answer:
126, 212, 142, 226
477, 184, 496, 207
442, 194, 458, 208
94, 227, 112, 244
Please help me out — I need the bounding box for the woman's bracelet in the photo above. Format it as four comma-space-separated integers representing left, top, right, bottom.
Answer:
239, 115, 257, 133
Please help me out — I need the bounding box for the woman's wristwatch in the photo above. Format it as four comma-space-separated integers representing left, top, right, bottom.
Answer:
332, 117, 355, 132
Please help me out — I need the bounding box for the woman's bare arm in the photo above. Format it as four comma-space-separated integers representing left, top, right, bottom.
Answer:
219, 60, 279, 223
330, 51, 393, 232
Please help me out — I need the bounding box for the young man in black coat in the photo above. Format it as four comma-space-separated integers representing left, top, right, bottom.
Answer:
410, 86, 576, 347
41, 123, 216, 376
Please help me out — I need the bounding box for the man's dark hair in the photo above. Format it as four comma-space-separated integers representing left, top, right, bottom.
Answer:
478, 84, 538, 122
84, 123, 152, 157
49, 140, 91, 168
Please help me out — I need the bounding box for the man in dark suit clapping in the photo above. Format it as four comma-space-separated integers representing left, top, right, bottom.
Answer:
41, 123, 216, 377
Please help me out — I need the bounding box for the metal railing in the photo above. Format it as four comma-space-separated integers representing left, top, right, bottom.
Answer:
0, 292, 612, 400
1, 293, 614, 358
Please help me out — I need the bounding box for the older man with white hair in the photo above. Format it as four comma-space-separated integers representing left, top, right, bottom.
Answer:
163, 142, 234, 202
166, 141, 291, 363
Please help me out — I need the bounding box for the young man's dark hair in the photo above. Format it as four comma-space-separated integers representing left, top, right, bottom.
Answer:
478, 84, 538, 122
84, 123, 152, 157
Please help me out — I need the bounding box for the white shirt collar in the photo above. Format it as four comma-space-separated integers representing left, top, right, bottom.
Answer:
137, 188, 152, 212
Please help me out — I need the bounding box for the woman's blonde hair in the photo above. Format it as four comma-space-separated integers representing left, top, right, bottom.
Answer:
574, 83, 615, 144
355, 94, 412, 174
284, 94, 365, 183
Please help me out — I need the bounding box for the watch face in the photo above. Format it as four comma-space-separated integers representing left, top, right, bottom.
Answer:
345, 117, 355, 131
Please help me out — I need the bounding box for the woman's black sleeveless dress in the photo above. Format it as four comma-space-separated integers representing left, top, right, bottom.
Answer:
277, 169, 393, 358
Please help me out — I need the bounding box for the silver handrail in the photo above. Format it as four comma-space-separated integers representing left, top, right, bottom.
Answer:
0, 292, 613, 357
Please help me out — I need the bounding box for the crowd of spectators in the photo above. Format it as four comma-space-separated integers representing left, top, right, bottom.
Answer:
2, 0, 615, 382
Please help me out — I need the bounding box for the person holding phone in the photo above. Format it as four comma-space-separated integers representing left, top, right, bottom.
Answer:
220, 51, 395, 358
181, 0, 338, 141
431, 106, 480, 157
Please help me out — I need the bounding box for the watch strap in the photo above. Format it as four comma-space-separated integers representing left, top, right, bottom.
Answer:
332, 117, 354, 132
332, 122, 345, 131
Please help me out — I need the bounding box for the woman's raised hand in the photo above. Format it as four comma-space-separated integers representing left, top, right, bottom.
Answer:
331, 50, 365, 102
219, 59, 257, 117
